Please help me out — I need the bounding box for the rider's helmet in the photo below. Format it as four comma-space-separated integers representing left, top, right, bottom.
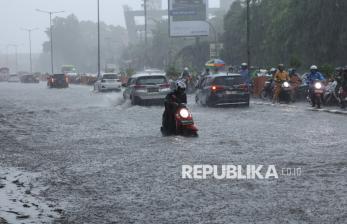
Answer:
241, 63, 248, 69
288, 68, 296, 76
175, 80, 186, 93
278, 64, 285, 71
310, 65, 318, 72
310, 65, 318, 70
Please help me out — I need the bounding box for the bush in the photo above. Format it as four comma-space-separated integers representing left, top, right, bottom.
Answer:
319, 64, 334, 79
165, 65, 180, 80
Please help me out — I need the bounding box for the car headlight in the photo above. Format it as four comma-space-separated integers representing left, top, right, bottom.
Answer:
283, 81, 290, 88
179, 108, 189, 118
315, 82, 322, 89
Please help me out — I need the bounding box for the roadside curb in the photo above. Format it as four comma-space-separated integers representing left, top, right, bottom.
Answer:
307, 108, 347, 115
251, 100, 347, 115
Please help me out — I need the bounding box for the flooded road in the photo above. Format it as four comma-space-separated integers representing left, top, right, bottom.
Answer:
0, 82, 346, 223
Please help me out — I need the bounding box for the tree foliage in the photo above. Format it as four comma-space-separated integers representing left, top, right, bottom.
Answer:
120, 20, 209, 73
223, 0, 347, 69
40, 14, 127, 73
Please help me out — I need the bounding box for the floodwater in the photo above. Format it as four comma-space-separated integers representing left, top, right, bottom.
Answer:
0, 82, 346, 223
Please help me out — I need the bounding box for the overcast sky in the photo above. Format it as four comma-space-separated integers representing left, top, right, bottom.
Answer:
0, 0, 218, 54
0, 0, 149, 54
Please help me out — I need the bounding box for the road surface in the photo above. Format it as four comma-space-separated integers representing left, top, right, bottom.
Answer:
0, 83, 346, 223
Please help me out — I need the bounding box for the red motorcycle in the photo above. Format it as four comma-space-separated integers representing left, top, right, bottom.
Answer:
308, 80, 324, 108
161, 104, 198, 137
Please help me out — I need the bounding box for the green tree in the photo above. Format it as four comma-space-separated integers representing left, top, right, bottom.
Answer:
40, 14, 127, 73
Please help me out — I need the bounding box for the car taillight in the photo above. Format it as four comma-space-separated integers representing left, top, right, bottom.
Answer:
134, 85, 146, 89
211, 85, 224, 92
160, 83, 170, 88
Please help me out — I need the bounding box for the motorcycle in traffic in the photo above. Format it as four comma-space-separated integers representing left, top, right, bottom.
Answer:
260, 79, 274, 101
308, 80, 325, 108
338, 87, 347, 109
279, 81, 291, 103
161, 103, 198, 137
323, 80, 339, 106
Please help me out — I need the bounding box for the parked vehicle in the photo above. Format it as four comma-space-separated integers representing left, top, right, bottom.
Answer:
7, 74, 20, 82
20, 74, 39, 83
94, 73, 122, 92
195, 73, 250, 107
123, 71, 171, 105
161, 103, 198, 137
47, 74, 69, 88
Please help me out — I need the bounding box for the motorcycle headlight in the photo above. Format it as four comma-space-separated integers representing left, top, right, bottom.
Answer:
179, 108, 189, 118
283, 81, 290, 88
315, 82, 322, 89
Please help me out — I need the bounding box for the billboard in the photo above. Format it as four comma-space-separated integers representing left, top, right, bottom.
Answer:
168, 0, 209, 37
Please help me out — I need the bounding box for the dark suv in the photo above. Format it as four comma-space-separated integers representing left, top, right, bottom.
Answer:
195, 73, 250, 107
47, 74, 69, 88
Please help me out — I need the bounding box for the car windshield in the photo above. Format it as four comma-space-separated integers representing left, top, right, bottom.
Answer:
53, 74, 65, 79
213, 76, 245, 86
136, 76, 167, 85
103, 74, 119, 79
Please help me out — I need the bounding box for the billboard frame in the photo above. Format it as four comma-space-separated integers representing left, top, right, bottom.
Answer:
168, 0, 209, 38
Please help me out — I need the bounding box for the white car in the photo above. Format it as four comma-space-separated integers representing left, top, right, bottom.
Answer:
94, 73, 122, 92
7, 74, 20, 82
123, 71, 171, 105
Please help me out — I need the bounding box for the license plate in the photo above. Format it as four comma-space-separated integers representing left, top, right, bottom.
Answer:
148, 88, 159, 93
225, 91, 237, 95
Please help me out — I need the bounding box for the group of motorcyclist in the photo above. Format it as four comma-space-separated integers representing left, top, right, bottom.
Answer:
264, 64, 347, 108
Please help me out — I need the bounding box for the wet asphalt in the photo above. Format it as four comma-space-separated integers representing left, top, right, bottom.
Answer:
0, 82, 346, 224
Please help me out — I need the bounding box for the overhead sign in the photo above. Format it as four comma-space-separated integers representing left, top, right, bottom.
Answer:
168, 0, 209, 37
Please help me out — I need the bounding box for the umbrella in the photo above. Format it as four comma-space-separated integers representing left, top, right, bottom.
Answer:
205, 59, 226, 68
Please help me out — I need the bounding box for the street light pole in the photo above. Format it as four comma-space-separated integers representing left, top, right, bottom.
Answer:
36, 9, 64, 74
97, 0, 101, 79
144, 0, 148, 45
205, 21, 218, 58
246, 0, 251, 68
22, 28, 38, 74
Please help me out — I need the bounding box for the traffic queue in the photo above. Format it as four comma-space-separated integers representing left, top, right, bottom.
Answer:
3, 59, 347, 138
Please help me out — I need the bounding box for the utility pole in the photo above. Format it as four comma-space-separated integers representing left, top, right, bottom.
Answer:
97, 0, 101, 79
246, 0, 251, 68
22, 28, 38, 74
144, 0, 148, 45
36, 9, 64, 74
205, 21, 218, 59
